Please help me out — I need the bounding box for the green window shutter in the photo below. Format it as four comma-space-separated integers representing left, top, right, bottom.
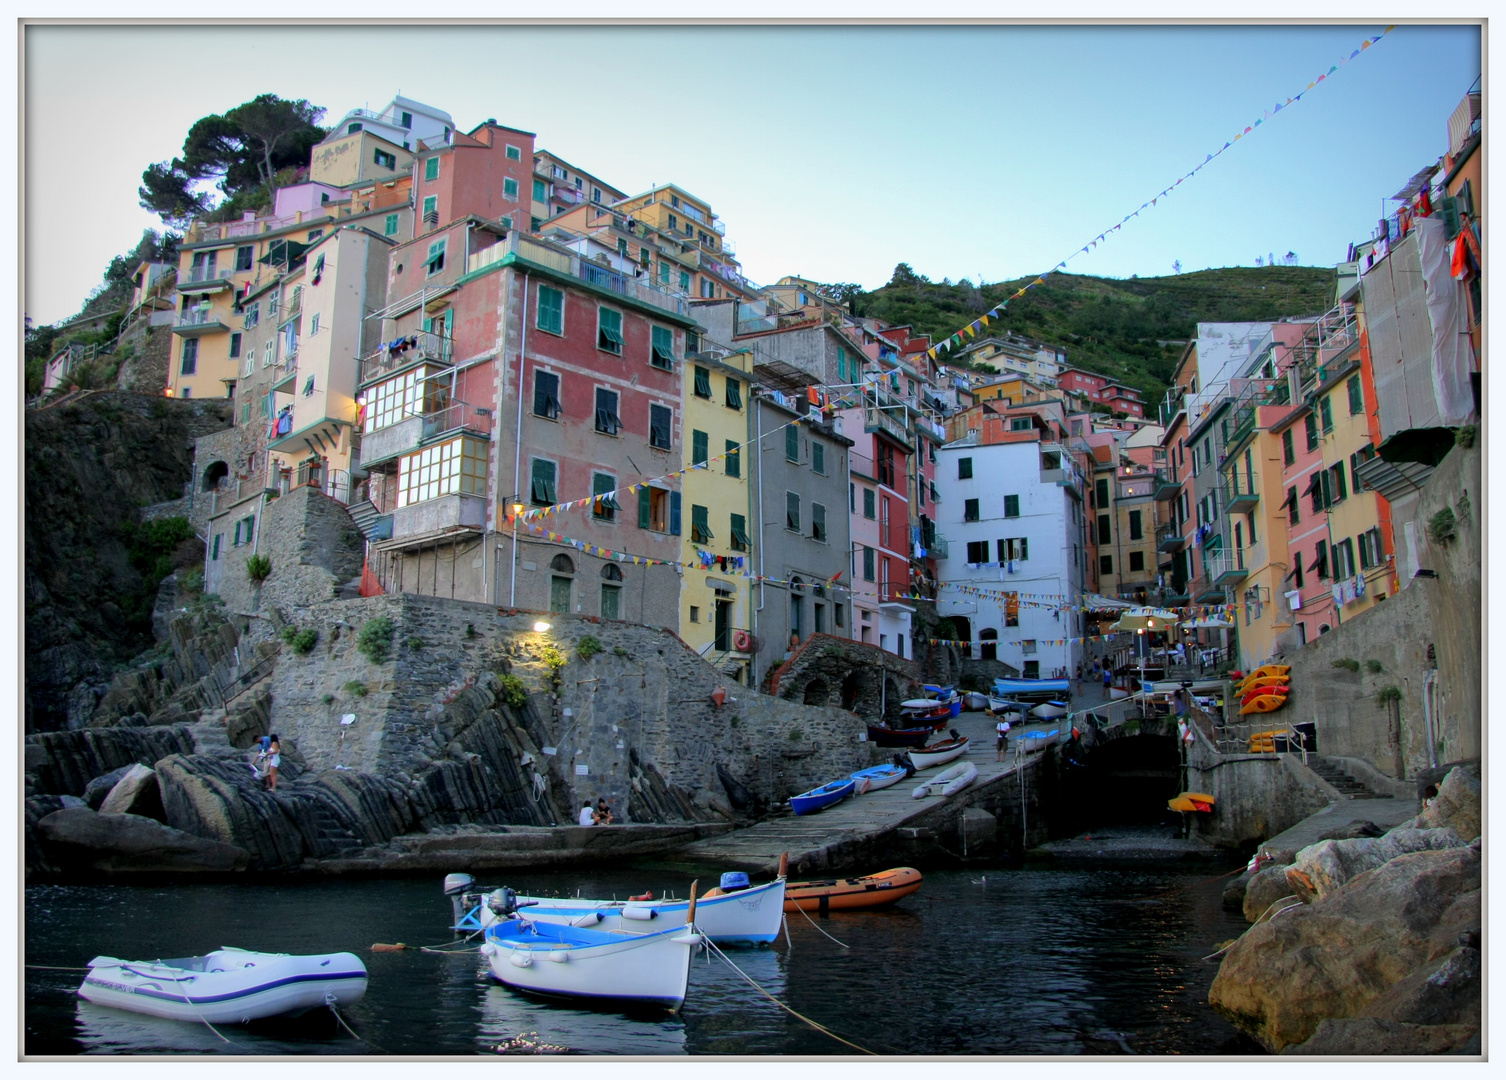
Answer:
693, 366, 712, 397
1334, 464, 1347, 501
1319, 394, 1333, 433
669, 491, 682, 535
863, 546, 875, 580
652, 326, 674, 368
1004, 494, 1019, 517
692, 430, 708, 467
385, 214, 399, 236
232, 521, 241, 546
425, 156, 439, 181
785, 425, 799, 462
423, 195, 437, 216
812, 442, 825, 475
863, 488, 875, 519
680, 270, 691, 290
1282, 428, 1294, 466
598, 308, 623, 352
211, 534, 221, 560
1305, 413, 1318, 451
960, 457, 974, 480
531, 458, 556, 505
692, 504, 711, 541
786, 491, 800, 530
658, 262, 670, 285
537, 286, 563, 334
1347, 376, 1363, 416
725, 440, 740, 478
724, 379, 742, 409
812, 502, 826, 541
532, 179, 546, 202
504, 178, 519, 199
837, 348, 847, 382
638, 486, 652, 528
730, 513, 750, 550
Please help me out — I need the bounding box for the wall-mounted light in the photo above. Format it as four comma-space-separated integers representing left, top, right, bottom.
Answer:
532, 620, 551, 633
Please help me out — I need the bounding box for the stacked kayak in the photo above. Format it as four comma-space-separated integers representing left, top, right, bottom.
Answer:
1236, 664, 1292, 715
1168, 792, 1216, 813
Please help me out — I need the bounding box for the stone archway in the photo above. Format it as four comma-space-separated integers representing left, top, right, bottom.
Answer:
202, 460, 229, 491
841, 669, 866, 711
803, 678, 829, 707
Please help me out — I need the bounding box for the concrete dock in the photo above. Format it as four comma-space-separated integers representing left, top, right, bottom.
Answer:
675, 703, 1065, 875
1259, 792, 1419, 854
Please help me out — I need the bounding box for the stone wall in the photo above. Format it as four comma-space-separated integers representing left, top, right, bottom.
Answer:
766, 632, 923, 723
1185, 739, 1337, 847
210, 484, 365, 617
115, 321, 173, 395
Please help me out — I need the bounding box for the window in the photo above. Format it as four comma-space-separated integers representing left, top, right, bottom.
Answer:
691, 504, 713, 542
211, 533, 221, 560
1097, 514, 1111, 544
693, 366, 712, 398
233, 516, 254, 546
594, 388, 621, 435
1002, 537, 1028, 561
235, 246, 254, 271
680, 270, 691, 291
812, 443, 826, 475
1293, 555, 1304, 590
375, 150, 397, 171
1334, 537, 1357, 580
1099, 554, 1113, 574
1004, 494, 1019, 518
649, 404, 672, 449
637, 486, 678, 532
348, 122, 363, 134
1358, 526, 1384, 569
1095, 478, 1109, 508
837, 347, 848, 383
658, 262, 671, 286
601, 579, 621, 620
966, 540, 988, 563
592, 473, 620, 521
785, 425, 800, 462
812, 502, 827, 542
243, 301, 259, 329
229, 332, 242, 358
964, 498, 980, 522
1129, 510, 1143, 540
731, 513, 751, 552
863, 488, 875, 519
503, 177, 519, 200
862, 546, 876, 580
692, 429, 709, 467
400, 111, 413, 128
1319, 393, 1334, 434
426, 238, 446, 276
398, 437, 488, 507
500, 215, 512, 231
1312, 539, 1329, 579
529, 370, 562, 420
725, 378, 742, 409
1351, 444, 1377, 491
597, 307, 623, 354
1010, 417, 1032, 432
1347, 376, 1363, 416
958, 457, 973, 479
384, 213, 399, 236
1129, 551, 1145, 572
422, 195, 437, 220
180, 338, 198, 375
506, 144, 521, 161
651, 327, 675, 369
310, 313, 320, 336
534, 285, 564, 335
530, 458, 557, 505
725, 440, 741, 478
425, 156, 440, 181
786, 492, 800, 531
1287, 485, 1299, 525
1282, 428, 1295, 466
532, 179, 547, 203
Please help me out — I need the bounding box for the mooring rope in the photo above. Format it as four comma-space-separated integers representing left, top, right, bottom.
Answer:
1202, 895, 1306, 961
702, 938, 875, 1055
171, 981, 232, 1045
26, 964, 93, 971
328, 1002, 362, 1041
790, 901, 850, 949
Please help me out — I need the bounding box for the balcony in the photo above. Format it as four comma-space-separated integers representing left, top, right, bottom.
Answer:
270, 354, 298, 392
485, 231, 690, 320
929, 534, 950, 559
173, 309, 230, 336
382, 493, 487, 549
177, 263, 236, 292
849, 450, 876, 480
1158, 386, 1187, 428
1115, 472, 1160, 500
863, 398, 912, 449
359, 329, 452, 387
1208, 552, 1248, 586
1222, 472, 1260, 514
1156, 522, 1185, 553
1194, 578, 1227, 604
360, 401, 495, 467
1153, 471, 1180, 501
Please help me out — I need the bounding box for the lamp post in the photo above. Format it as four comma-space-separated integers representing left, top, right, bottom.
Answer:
508, 496, 524, 606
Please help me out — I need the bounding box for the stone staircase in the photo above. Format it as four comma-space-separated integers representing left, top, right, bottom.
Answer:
1307, 756, 1394, 800
188, 709, 244, 763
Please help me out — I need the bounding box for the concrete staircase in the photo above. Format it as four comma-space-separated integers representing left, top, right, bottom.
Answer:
1308, 756, 1394, 800
346, 498, 385, 541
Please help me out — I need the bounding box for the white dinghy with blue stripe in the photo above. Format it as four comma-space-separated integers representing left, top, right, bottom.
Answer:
77, 947, 368, 1025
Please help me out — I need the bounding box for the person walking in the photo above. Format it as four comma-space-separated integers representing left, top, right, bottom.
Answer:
265, 734, 281, 791
995, 716, 1011, 762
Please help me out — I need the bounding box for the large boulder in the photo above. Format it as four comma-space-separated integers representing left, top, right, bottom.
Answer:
98, 763, 164, 820
1210, 842, 1481, 1052
25, 795, 67, 875
155, 754, 307, 870
82, 765, 134, 809
36, 807, 250, 873
1285, 1019, 1478, 1055
1284, 828, 1466, 904
1243, 864, 1300, 924
1397, 766, 1481, 843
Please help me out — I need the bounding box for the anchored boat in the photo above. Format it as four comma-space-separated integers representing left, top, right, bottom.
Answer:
783, 867, 924, 912
77, 948, 368, 1025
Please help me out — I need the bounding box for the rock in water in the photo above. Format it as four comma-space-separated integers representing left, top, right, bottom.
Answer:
1398, 765, 1481, 842
98, 763, 164, 820
36, 807, 251, 873
1284, 828, 1465, 904
1210, 842, 1481, 1052
1284, 1018, 1479, 1055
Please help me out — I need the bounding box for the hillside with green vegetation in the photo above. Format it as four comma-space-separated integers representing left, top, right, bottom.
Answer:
849, 263, 1338, 401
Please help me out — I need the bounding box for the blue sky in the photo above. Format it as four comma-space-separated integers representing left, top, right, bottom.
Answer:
25, 22, 1480, 325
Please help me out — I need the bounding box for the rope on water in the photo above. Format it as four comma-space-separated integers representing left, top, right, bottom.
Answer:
419, 929, 484, 953
703, 938, 874, 1055
26, 965, 93, 971
328, 1002, 362, 1041
791, 899, 850, 949
173, 983, 232, 1045
782, 914, 793, 951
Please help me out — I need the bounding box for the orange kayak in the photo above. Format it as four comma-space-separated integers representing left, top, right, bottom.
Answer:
783, 867, 922, 912
1240, 694, 1288, 715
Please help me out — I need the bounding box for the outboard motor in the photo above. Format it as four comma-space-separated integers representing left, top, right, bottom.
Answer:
719, 872, 751, 893
444, 873, 474, 929
486, 887, 538, 920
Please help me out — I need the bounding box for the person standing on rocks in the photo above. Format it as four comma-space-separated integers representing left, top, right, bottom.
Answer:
265, 735, 281, 791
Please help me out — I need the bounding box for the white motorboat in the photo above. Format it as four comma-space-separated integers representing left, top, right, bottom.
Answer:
911, 761, 979, 799
1030, 700, 1069, 719
962, 691, 991, 712
907, 736, 969, 770
481, 891, 701, 1010
77, 948, 367, 1025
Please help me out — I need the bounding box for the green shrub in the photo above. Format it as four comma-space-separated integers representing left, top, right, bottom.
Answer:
1428, 507, 1456, 545
497, 673, 529, 710
321, 694, 335, 705
613, 645, 629, 658
279, 626, 318, 655
539, 643, 567, 690
357, 616, 395, 663
245, 554, 272, 583
1376, 685, 1403, 707
1454, 424, 1476, 448
466, 623, 477, 639
788, 727, 804, 742
1365, 659, 1384, 673
577, 635, 602, 661
406, 636, 424, 651
1330, 658, 1360, 673
729, 715, 740, 729
177, 568, 204, 594
343, 680, 369, 698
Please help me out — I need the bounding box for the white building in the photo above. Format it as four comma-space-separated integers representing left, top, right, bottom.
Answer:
934, 434, 1088, 681
326, 95, 455, 152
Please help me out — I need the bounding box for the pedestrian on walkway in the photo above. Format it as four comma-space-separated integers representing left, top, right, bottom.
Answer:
995, 717, 1011, 761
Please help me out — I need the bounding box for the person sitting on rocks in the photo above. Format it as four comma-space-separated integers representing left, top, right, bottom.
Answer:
578, 801, 596, 827
594, 799, 614, 825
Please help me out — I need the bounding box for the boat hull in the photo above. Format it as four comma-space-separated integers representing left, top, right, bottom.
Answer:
850, 765, 907, 794
784, 867, 923, 912
908, 737, 968, 770
912, 761, 978, 798
77, 950, 367, 1025
483, 919, 697, 1010
790, 779, 855, 815
1030, 701, 1068, 719
509, 880, 786, 945
994, 677, 1071, 696
865, 724, 932, 748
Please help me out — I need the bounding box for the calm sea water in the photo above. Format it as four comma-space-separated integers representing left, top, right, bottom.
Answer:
25, 860, 1263, 1056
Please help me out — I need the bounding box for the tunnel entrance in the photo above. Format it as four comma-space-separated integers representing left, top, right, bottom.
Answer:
1053, 733, 1182, 836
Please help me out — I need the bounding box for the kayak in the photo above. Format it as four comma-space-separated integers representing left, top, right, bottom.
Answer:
1239, 694, 1288, 715
783, 867, 923, 912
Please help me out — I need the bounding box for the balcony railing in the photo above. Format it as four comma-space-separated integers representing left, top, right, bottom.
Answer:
174, 309, 229, 335
495, 231, 690, 319
1207, 551, 1248, 585
1221, 471, 1260, 513
421, 400, 494, 441
180, 263, 234, 285
864, 398, 911, 448
359, 329, 452, 386
929, 534, 950, 559
849, 450, 877, 479
1155, 522, 1185, 553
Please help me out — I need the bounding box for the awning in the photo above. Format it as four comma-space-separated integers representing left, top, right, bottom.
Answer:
1183, 617, 1235, 629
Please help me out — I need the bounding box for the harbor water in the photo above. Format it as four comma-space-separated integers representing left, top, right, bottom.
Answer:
26, 859, 1263, 1055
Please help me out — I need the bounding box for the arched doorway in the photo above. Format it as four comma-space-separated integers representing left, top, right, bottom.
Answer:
803, 678, 828, 707
550, 553, 575, 614
841, 670, 865, 710
202, 460, 229, 491
978, 628, 998, 661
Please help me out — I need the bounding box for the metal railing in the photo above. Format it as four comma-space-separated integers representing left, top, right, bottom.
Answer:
181, 262, 234, 284
359, 329, 452, 385
421, 401, 494, 440
1116, 470, 1166, 500
209, 474, 272, 515
498, 232, 689, 319
1205, 551, 1247, 582
176, 309, 226, 329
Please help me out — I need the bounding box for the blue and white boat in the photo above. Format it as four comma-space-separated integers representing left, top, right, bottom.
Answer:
509, 877, 785, 945
77, 948, 367, 1024
994, 677, 1071, 697
1030, 700, 1070, 720
789, 778, 855, 815
850, 763, 908, 794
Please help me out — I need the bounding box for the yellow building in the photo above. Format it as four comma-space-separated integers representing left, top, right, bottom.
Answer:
308, 129, 414, 188
1217, 418, 1295, 667
611, 184, 752, 301
679, 347, 756, 681
972, 374, 1052, 406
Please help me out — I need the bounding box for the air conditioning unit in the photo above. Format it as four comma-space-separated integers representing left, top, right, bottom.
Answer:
732, 629, 756, 653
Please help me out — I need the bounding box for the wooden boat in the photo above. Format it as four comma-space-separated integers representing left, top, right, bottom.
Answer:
783, 867, 923, 912
962, 691, 991, 711
994, 676, 1071, 696
985, 696, 1026, 719
1239, 694, 1288, 716
1108, 685, 1132, 700
1030, 700, 1069, 720
1018, 728, 1061, 753
77, 948, 367, 1024
850, 764, 908, 794
482, 914, 700, 1010
790, 778, 855, 815
865, 723, 932, 748
908, 735, 969, 770
912, 760, 978, 799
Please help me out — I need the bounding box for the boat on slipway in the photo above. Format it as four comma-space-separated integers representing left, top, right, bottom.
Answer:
912, 761, 978, 799
850, 763, 909, 794
790, 778, 856, 815
77, 948, 368, 1025
908, 735, 969, 770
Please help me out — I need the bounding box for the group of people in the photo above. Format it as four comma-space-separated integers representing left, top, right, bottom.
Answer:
578, 799, 615, 826
251, 734, 281, 790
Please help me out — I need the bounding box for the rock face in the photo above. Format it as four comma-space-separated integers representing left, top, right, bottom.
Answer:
1283, 828, 1466, 904
98, 763, 164, 820
82, 765, 135, 809
25, 724, 195, 798
1210, 839, 1481, 1052
1397, 764, 1481, 842
37, 807, 251, 873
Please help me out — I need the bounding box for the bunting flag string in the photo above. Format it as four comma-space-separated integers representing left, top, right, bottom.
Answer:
922, 25, 1396, 363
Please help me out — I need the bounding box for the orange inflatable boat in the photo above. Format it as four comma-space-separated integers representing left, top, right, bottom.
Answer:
783, 867, 923, 912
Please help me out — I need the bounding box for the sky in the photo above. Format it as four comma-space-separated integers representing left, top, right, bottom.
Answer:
23, 21, 1481, 326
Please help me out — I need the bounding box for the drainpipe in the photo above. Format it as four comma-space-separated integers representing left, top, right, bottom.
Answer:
509, 271, 530, 606
753, 398, 766, 684
1422, 668, 1439, 770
